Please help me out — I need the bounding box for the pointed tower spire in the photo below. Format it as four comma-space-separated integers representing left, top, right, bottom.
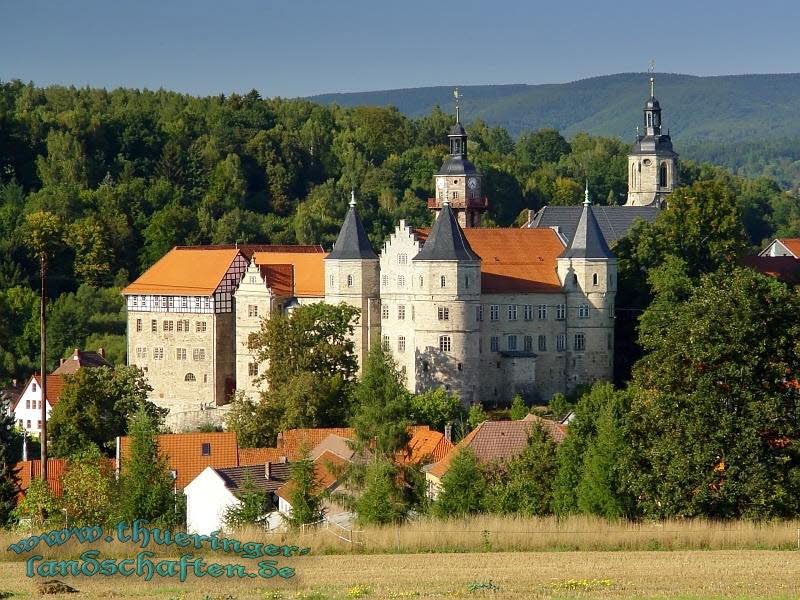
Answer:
560, 200, 613, 259
583, 180, 590, 206
413, 202, 479, 262
327, 191, 377, 259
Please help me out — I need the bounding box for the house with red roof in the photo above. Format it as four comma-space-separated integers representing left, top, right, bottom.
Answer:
11, 375, 66, 437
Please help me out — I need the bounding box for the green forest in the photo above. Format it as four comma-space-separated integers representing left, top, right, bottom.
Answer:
1, 79, 800, 387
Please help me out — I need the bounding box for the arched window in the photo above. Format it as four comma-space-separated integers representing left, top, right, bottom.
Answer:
440, 275, 446, 288
659, 163, 668, 187
647, 113, 652, 127
185, 373, 196, 382
346, 274, 353, 288
592, 273, 599, 286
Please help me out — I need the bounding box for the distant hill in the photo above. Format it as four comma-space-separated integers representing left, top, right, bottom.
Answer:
308, 72, 800, 146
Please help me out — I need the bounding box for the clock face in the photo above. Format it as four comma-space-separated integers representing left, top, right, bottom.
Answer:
436, 178, 445, 189
468, 177, 478, 190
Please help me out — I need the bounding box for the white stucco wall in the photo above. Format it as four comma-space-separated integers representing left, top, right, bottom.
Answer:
184, 467, 240, 535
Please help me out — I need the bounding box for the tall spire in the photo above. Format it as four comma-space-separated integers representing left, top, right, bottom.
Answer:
583, 180, 590, 206
326, 191, 377, 260
560, 200, 613, 260
454, 87, 461, 123
413, 202, 479, 262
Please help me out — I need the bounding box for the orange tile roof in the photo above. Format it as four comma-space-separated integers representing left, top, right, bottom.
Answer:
276, 427, 356, 460
13, 459, 68, 501
397, 428, 454, 465
254, 252, 326, 297
742, 256, 800, 284
239, 447, 288, 465
118, 432, 240, 490
275, 449, 347, 502
415, 228, 565, 293
123, 247, 242, 296
428, 416, 566, 478
20, 375, 67, 410
779, 239, 800, 257
260, 264, 294, 297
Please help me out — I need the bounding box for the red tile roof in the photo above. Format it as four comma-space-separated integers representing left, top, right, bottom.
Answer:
260, 264, 294, 297
275, 450, 347, 502
253, 252, 326, 297
778, 239, 800, 257
276, 427, 356, 460
414, 228, 565, 293
742, 255, 800, 284
239, 447, 288, 465
52, 348, 113, 375
428, 416, 566, 478
15, 375, 67, 411
397, 428, 454, 465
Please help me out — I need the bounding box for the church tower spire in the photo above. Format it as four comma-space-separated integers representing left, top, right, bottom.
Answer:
625, 73, 679, 207
429, 88, 488, 228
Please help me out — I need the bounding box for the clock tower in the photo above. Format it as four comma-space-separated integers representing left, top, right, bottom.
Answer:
429, 89, 487, 228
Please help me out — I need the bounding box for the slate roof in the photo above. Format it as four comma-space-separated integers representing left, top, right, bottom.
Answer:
214, 464, 291, 496
437, 155, 478, 176
528, 205, 659, 246
53, 348, 113, 375
560, 203, 614, 260
428, 416, 566, 478
413, 203, 480, 262
326, 205, 378, 260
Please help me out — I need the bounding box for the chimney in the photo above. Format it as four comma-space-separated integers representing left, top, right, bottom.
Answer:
97, 347, 105, 358
12, 379, 17, 388
59, 358, 65, 366
73, 348, 80, 360
22, 434, 27, 462
444, 423, 452, 443
265, 462, 271, 479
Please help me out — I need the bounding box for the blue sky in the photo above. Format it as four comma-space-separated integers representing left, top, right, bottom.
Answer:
2, 0, 799, 97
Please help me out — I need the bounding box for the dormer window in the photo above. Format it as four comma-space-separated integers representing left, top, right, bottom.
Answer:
201, 443, 211, 456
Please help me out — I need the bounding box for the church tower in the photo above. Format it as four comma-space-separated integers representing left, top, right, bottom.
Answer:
626, 76, 679, 207
325, 192, 381, 373
430, 89, 487, 228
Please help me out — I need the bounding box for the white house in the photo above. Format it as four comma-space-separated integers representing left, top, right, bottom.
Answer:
184, 462, 290, 535
11, 375, 65, 437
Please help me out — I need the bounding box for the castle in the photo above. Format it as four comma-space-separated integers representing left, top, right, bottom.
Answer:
123, 79, 676, 413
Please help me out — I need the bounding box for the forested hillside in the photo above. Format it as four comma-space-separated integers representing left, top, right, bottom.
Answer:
1, 80, 799, 385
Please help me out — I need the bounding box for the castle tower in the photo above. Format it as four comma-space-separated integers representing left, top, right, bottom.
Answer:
411, 197, 481, 404
557, 185, 616, 390
324, 192, 381, 372
626, 76, 679, 207
430, 89, 487, 228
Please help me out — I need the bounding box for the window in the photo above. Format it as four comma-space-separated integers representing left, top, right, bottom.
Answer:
32, 383, 36, 392
490, 336, 499, 352
574, 332, 586, 352
37, 420, 41, 430
398, 253, 408, 265
136, 347, 147, 359
439, 335, 451, 352
538, 335, 547, 352
476, 305, 483, 321
185, 373, 196, 382
181, 297, 188, 309
398, 336, 406, 352
556, 304, 566, 320
508, 305, 517, 321
182, 319, 189, 331
438, 306, 449, 321
609, 304, 614, 319
381, 274, 388, 287
153, 347, 164, 360
523, 305, 533, 320
201, 443, 211, 456
330, 274, 335, 288
507, 335, 517, 351
161, 296, 167, 308
592, 273, 599, 286
490, 305, 499, 321
151, 320, 157, 332
579, 304, 590, 318
203, 297, 210, 309
572, 273, 578, 286
176, 348, 187, 361
196, 321, 207, 333
249, 363, 258, 376
250, 276, 257, 284
347, 274, 353, 287
398, 304, 406, 320
248, 305, 258, 318
556, 335, 566, 352
465, 276, 469, 288
177, 320, 184, 332
411, 305, 415, 320
168, 296, 174, 308
136, 318, 142, 332
440, 275, 446, 288
659, 162, 668, 187
382, 335, 390, 351
26, 420, 31, 429
538, 304, 547, 319
419, 276, 424, 287
382, 304, 389, 319
193, 348, 205, 361
163, 320, 174, 332
25, 400, 30, 409
133, 296, 138, 307
524, 335, 533, 352
398, 275, 405, 287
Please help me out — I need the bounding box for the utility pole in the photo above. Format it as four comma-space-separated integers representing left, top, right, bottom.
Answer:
40, 254, 48, 483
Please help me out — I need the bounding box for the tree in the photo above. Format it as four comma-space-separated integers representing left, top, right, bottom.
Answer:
626, 266, 800, 518
12, 477, 60, 529
509, 394, 527, 420
119, 407, 179, 527
488, 423, 558, 516
60, 446, 118, 527
516, 128, 571, 168
283, 447, 325, 529
433, 448, 486, 519
410, 388, 463, 432
223, 473, 273, 530
467, 403, 487, 430
0, 392, 20, 526
353, 456, 409, 525
49, 366, 159, 457
548, 393, 572, 421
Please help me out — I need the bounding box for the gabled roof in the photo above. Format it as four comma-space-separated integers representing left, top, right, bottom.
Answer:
428, 416, 566, 478
275, 450, 347, 502
528, 205, 659, 246
213, 463, 291, 496
52, 348, 112, 375
276, 427, 356, 461
413, 204, 480, 262
123, 247, 242, 296
397, 428, 453, 465
259, 264, 294, 297
415, 228, 565, 293
254, 252, 326, 297
741, 255, 800, 285
760, 238, 800, 258
326, 204, 378, 260
14, 375, 66, 411
560, 202, 614, 260
238, 447, 289, 465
